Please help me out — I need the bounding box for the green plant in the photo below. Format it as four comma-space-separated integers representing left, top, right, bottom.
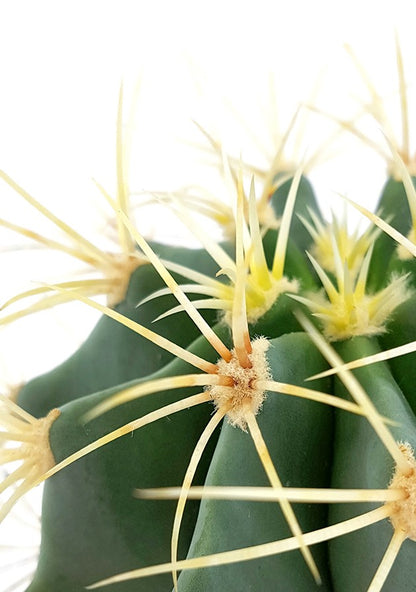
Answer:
2, 49, 416, 592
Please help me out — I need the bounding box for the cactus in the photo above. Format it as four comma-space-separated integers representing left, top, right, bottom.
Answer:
2, 47, 416, 592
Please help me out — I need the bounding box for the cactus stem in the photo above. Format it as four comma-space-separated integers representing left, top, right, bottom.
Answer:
171, 407, 227, 592
246, 410, 321, 584
296, 312, 411, 474
85, 506, 392, 588
37, 392, 212, 486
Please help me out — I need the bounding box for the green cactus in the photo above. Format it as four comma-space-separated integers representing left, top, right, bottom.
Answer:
3, 47, 416, 592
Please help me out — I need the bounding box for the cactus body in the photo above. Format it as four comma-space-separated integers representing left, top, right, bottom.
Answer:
329, 337, 416, 591
176, 333, 334, 592
17, 243, 223, 418
3, 70, 416, 592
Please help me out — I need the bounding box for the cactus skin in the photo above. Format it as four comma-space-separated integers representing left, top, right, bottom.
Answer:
28, 346, 223, 591
367, 178, 414, 290
17, 242, 223, 418
3, 107, 416, 592
176, 333, 334, 592
4, 170, 416, 592
329, 336, 416, 591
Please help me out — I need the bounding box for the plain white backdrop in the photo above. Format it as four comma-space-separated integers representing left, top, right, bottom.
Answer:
1, 1, 416, 590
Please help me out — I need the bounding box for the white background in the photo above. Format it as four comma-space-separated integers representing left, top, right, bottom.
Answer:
1, 1, 416, 590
